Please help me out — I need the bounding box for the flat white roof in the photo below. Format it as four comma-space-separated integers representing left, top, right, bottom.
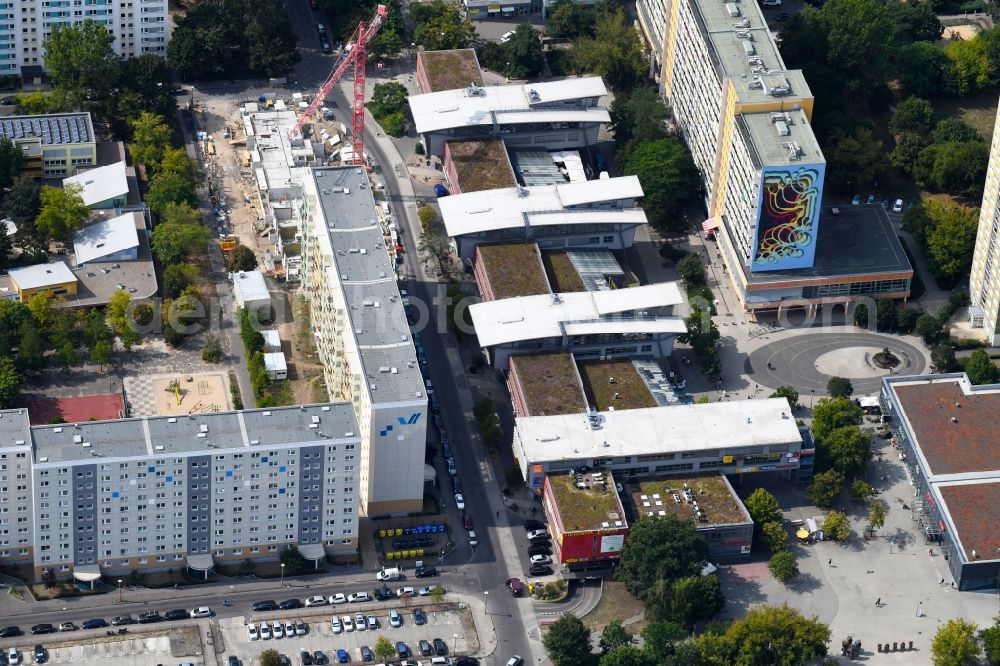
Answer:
516, 398, 802, 464
440, 176, 644, 236
262, 330, 281, 348
563, 318, 687, 336
72, 213, 140, 265
469, 282, 684, 347
264, 352, 287, 372
232, 270, 270, 303
409, 77, 609, 133
63, 161, 128, 207
8, 260, 77, 291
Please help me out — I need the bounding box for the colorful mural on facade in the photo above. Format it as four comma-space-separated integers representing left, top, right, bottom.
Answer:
751, 165, 825, 272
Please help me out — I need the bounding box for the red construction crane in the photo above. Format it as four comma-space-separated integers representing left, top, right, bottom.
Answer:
288, 3, 388, 168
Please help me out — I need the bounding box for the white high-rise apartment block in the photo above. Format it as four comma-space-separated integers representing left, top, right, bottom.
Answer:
970, 99, 1000, 345
0, 3, 167, 78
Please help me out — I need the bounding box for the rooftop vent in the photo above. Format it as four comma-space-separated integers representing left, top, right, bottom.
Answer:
741, 40, 755, 56
725, 3, 740, 16
784, 141, 802, 161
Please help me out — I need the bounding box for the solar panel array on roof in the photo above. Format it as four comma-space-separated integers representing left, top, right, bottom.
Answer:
0, 115, 92, 145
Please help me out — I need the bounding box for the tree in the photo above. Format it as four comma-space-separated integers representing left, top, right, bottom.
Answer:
853, 302, 870, 328
571, 6, 645, 90
898, 42, 952, 98
822, 510, 851, 541
925, 204, 979, 281
417, 231, 455, 279
90, 339, 111, 370
888, 97, 934, 136
811, 397, 862, 441
227, 245, 258, 272
868, 501, 886, 531
14, 90, 73, 115
769, 386, 800, 410
678, 305, 721, 377
279, 544, 304, 573
608, 86, 669, 159
546, 0, 594, 38
379, 112, 405, 137
480, 24, 545, 79
42, 19, 119, 106
151, 221, 209, 265
158, 147, 199, 183
675, 254, 706, 286
163, 263, 199, 299
0, 356, 22, 408
825, 376, 853, 399
745, 488, 783, 528
413, 2, 476, 50
202, 334, 223, 363
768, 550, 799, 584
16, 322, 45, 372
980, 616, 1000, 664
543, 613, 593, 666
965, 348, 999, 385
430, 585, 445, 603
932, 344, 957, 373
808, 469, 844, 508
621, 137, 700, 232
616, 515, 711, 593
642, 622, 688, 664
891, 131, 929, 174
647, 575, 725, 627
821, 426, 870, 475
259, 650, 282, 666
599, 646, 655, 666
369, 81, 409, 120
916, 313, 944, 345
927, 141, 989, 196
147, 171, 199, 214
945, 37, 993, 96
373, 636, 395, 662
825, 126, 889, 193
57, 340, 77, 367
106, 289, 132, 337
723, 604, 829, 665
762, 521, 789, 553
35, 184, 89, 241
932, 618, 981, 666
418, 206, 438, 232
0, 138, 24, 191
599, 620, 632, 654
850, 479, 874, 503
130, 112, 171, 169
934, 119, 983, 144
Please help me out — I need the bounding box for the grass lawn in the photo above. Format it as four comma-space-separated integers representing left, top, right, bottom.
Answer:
934, 91, 998, 143
582, 581, 646, 634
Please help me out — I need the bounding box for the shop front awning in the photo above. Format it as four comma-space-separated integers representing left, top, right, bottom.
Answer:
299, 544, 327, 561
72, 564, 102, 583
186, 554, 215, 571
702, 217, 720, 233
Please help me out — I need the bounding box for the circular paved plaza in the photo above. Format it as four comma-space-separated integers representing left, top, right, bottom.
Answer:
747, 333, 927, 395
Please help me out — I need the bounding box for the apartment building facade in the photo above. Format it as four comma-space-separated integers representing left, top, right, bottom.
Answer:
0, 2, 166, 78
0, 404, 362, 583
970, 97, 1000, 345
300, 167, 428, 517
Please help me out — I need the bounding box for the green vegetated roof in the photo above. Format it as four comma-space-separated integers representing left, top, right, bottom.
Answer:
420, 49, 484, 91
510, 353, 586, 416
448, 139, 515, 193
542, 251, 587, 293
548, 472, 624, 532
478, 243, 550, 300
629, 474, 748, 525
578, 359, 657, 411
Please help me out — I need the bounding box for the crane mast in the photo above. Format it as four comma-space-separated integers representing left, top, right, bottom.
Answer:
288, 4, 388, 168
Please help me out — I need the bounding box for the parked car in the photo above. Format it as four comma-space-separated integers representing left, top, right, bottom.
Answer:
260, 623, 273, 640
348, 592, 371, 603
454, 658, 480, 666
434, 183, 449, 197
526, 529, 549, 541
354, 612, 366, 631
329, 593, 347, 604
374, 586, 394, 600
164, 610, 188, 622
396, 586, 415, 598
190, 607, 212, 618
278, 599, 303, 610
433, 638, 448, 655
336, 649, 349, 664
228, 657, 240, 666
414, 566, 437, 578
342, 615, 354, 632
111, 615, 134, 626
414, 608, 427, 626
360, 645, 374, 662
419, 640, 433, 656
893, 198, 904, 213
57, 622, 76, 632
506, 657, 524, 666
418, 586, 435, 596
321, 39, 332, 54
82, 619, 108, 630
30, 624, 55, 635
247, 623, 260, 641
330, 617, 342, 634
866, 194, 875, 205
284, 620, 295, 636
524, 519, 546, 531
367, 615, 378, 630
0, 627, 22, 638
272, 621, 284, 639
396, 642, 411, 658
305, 595, 328, 607
313, 651, 327, 665
33, 646, 47, 664
506, 578, 523, 597
454, 493, 466, 510
6, 649, 18, 666
138, 611, 162, 624
851, 194, 861, 205
529, 565, 554, 576
389, 609, 402, 628
300, 650, 313, 666
528, 545, 552, 557
295, 621, 308, 636
500, 30, 515, 43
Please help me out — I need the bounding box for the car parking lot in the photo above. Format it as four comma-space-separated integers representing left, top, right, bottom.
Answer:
221, 605, 474, 664
7, 635, 178, 666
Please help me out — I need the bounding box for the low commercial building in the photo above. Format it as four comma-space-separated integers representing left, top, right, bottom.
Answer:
0, 403, 361, 582
0, 113, 96, 178
469, 283, 686, 369
262, 330, 282, 352
232, 270, 272, 321
441, 177, 646, 261
881, 374, 1000, 590
624, 473, 753, 562
63, 161, 130, 209
72, 213, 140, 266
415, 49, 483, 94
542, 471, 629, 565
512, 398, 804, 490
6, 261, 78, 300
409, 78, 610, 155
442, 139, 516, 195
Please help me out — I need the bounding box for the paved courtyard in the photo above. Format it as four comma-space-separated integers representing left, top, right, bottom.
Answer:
721, 435, 1000, 664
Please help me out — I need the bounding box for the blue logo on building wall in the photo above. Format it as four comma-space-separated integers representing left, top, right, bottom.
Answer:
379, 413, 422, 437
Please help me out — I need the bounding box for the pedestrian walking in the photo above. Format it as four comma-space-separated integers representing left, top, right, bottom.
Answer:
940, 577, 945, 585
875, 598, 881, 607
828, 559, 832, 566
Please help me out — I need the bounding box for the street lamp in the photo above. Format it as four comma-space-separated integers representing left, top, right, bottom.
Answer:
117, 578, 123, 603
810, 389, 815, 409
483, 590, 489, 615
453, 633, 458, 652
280, 563, 285, 587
